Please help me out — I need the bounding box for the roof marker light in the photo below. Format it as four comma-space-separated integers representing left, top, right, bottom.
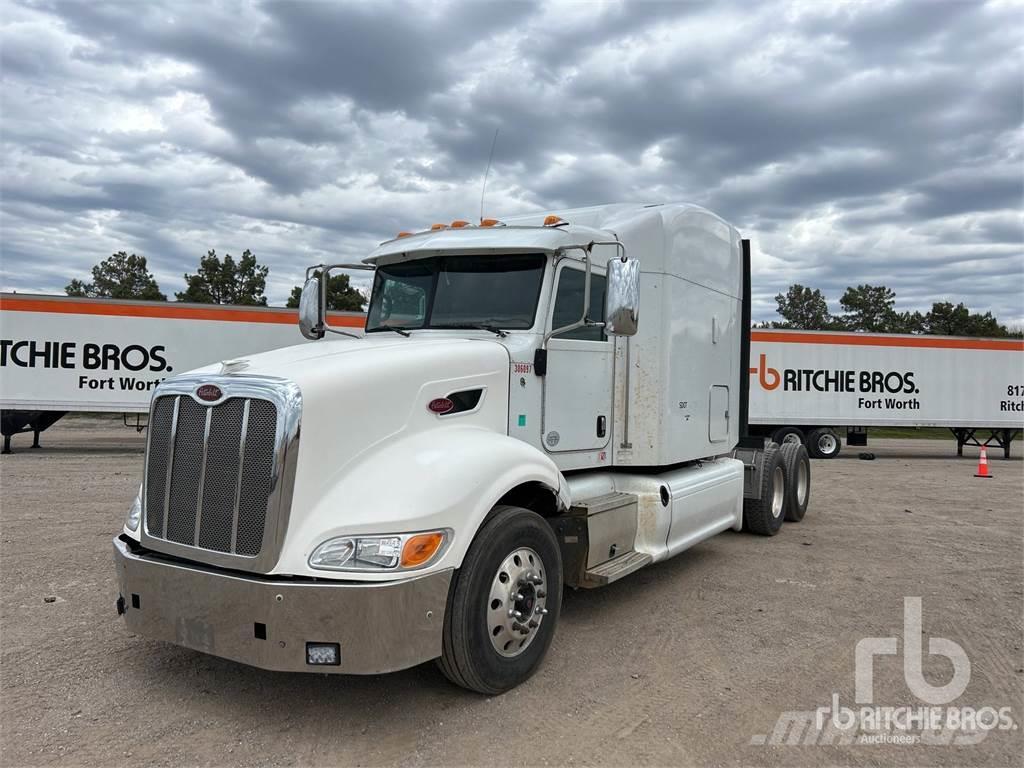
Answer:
430, 223, 446, 230
480, 218, 501, 227
450, 220, 470, 228
543, 215, 565, 226
396, 231, 413, 238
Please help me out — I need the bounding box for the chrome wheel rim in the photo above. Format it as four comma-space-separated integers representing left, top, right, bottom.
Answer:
487, 547, 548, 658
782, 432, 802, 445
818, 433, 837, 455
797, 459, 809, 506
771, 465, 785, 519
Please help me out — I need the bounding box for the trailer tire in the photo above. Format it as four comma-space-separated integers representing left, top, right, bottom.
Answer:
807, 427, 841, 459
437, 505, 562, 695
771, 426, 804, 446
743, 445, 786, 536
779, 442, 811, 522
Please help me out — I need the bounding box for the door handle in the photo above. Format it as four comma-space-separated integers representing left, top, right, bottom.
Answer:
596, 415, 606, 438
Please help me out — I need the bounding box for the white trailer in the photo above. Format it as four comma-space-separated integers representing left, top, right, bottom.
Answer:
0, 294, 362, 452
111, 203, 811, 694
748, 329, 1024, 458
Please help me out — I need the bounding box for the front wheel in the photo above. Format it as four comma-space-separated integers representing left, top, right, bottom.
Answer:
437, 505, 562, 694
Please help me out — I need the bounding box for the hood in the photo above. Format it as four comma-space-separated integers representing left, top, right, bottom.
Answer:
193, 334, 513, 520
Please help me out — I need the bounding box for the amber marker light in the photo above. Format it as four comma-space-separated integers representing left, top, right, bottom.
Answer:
401, 532, 446, 568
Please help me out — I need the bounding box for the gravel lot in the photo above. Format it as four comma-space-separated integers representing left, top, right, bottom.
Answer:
1, 416, 1022, 767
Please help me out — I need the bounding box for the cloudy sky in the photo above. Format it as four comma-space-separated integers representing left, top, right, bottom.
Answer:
2, 0, 1022, 324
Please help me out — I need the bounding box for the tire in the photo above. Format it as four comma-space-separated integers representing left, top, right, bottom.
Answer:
437, 505, 563, 694
743, 444, 786, 536
779, 442, 811, 522
771, 426, 804, 446
807, 427, 841, 459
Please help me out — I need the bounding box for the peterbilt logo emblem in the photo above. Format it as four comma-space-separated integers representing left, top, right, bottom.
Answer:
428, 397, 454, 414
196, 384, 223, 402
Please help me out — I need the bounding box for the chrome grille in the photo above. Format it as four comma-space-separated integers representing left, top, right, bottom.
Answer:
145, 394, 279, 558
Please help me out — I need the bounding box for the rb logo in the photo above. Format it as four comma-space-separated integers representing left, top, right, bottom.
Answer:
749, 353, 780, 390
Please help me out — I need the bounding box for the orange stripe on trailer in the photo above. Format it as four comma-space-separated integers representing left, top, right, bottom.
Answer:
0, 296, 365, 329
750, 330, 1024, 352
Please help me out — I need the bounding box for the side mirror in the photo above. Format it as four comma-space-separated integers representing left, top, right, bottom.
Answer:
604, 257, 640, 336
298, 275, 325, 340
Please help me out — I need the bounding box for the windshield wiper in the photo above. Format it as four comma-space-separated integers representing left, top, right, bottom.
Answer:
372, 326, 411, 337
444, 324, 507, 338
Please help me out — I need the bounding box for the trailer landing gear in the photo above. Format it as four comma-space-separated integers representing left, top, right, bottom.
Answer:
1, 410, 68, 455
951, 428, 1019, 460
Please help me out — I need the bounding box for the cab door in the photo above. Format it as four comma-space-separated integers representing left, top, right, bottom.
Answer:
542, 262, 614, 454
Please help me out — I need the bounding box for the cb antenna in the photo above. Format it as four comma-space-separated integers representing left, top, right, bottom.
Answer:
479, 127, 499, 223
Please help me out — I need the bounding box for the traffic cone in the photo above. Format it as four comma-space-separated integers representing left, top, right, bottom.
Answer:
974, 446, 992, 479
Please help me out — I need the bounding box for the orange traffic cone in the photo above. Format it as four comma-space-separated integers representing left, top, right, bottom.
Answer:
974, 446, 992, 479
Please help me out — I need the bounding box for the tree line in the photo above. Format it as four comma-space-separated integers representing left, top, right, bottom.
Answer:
65, 250, 365, 311
771, 283, 1020, 337
64, 252, 1019, 337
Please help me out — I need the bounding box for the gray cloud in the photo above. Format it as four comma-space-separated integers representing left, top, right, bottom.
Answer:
1, 0, 1022, 325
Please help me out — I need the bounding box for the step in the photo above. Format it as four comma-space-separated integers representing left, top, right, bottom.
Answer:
582, 550, 652, 588
569, 491, 638, 517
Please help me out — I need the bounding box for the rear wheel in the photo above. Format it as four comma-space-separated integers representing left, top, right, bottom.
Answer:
807, 427, 841, 459
779, 442, 811, 522
743, 444, 786, 536
771, 426, 804, 446
438, 505, 562, 694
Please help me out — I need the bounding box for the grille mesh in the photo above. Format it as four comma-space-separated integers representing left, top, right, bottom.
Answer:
145, 394, 279, 557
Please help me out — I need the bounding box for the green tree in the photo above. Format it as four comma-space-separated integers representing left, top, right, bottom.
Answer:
773, 284, 835, 329
839, 284, 898, 332
65, 251, 166, 300
176, 249, 268, 305
923, 301, 1010, 337
286, 272, 365, 312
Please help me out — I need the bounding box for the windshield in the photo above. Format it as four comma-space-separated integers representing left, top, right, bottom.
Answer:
366, 253, 547, 332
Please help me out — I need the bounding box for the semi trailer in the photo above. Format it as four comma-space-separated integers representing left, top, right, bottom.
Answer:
0, 295, 362, 453
4, 296, 1020, 458
110, 203, 811, 693
748, 329, 1023, 459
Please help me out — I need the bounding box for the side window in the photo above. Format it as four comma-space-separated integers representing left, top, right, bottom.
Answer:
552, 266, 607, 341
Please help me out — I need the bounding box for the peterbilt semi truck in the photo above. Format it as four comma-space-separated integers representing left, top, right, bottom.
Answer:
112, 203, 811, 693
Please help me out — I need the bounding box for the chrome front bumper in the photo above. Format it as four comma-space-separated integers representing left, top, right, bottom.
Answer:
113, 536, 452, 674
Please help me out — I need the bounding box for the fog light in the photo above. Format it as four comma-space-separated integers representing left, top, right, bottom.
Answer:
306, 642, 340, 666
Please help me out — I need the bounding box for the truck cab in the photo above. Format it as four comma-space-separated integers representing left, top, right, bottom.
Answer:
113, 203, 809, 693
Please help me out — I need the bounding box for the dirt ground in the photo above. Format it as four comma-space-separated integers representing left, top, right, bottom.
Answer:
1, 416, 1022, 767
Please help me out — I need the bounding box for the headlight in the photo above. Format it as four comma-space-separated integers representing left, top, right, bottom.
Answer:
309, 530, 450, 571
125, 488, 142, 532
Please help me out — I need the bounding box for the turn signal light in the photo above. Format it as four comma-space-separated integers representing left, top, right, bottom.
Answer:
543, 214, 564, 226
450, 220, 470, 228
430, 223, 446, 230
401, 532, 446, 568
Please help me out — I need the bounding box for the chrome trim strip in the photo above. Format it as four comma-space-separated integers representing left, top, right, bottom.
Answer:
139, 373, 302, 574
230, 398, 251, 554
192, 406, 213, 547
161, 396, 180, 539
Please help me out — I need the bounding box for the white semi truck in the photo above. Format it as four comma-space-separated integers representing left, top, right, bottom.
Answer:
110, 203, 811, 693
